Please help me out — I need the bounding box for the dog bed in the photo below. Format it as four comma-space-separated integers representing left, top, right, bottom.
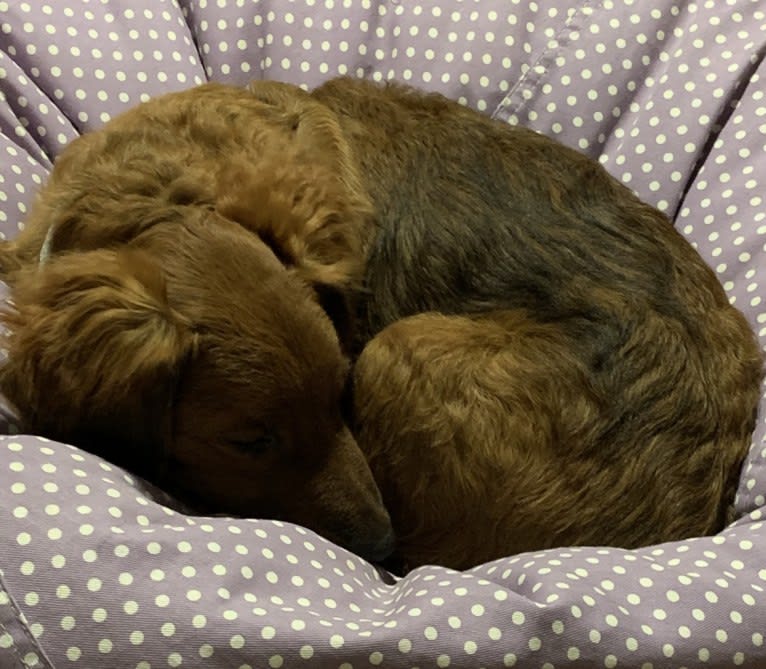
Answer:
1, 1, 765, 667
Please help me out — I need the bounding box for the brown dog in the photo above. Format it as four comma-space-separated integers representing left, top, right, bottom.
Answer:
0, 78, 762, 571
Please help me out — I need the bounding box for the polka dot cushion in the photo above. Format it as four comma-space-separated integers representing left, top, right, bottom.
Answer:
1, 1, 765, 667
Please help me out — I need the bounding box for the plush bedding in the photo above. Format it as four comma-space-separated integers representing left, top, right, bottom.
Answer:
1, 1, 765, 667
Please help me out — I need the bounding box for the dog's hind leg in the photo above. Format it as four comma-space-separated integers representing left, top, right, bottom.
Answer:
351, 306, 747, 571
352, 309, 610, 570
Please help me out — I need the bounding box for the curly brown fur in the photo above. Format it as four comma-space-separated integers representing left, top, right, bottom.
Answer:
0, 79, 761, 571
306, 79, 763, 569
0, 83, 392, 563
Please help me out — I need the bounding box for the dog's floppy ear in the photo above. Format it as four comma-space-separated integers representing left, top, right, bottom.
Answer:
0, 248, 196, 477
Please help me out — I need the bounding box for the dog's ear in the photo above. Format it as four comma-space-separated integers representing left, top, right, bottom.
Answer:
0, 248, 196, 477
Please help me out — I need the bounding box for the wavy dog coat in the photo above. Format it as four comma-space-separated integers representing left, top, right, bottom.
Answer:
1, 79, 762, 570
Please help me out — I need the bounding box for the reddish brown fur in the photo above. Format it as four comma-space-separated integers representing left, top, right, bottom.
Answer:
0, 84, 392, 562
0, 79, 762, 571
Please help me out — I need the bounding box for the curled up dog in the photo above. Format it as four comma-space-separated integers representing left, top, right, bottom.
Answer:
0, 78, 761, 571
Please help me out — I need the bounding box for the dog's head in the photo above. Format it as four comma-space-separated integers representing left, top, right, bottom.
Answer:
2, 214, 394, 560
0, 84, 394, 561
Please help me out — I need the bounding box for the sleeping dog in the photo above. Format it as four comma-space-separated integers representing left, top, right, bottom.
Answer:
0, 78, 761, 570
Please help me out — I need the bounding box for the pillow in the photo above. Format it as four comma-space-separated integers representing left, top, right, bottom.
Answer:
1, 1, 764, 667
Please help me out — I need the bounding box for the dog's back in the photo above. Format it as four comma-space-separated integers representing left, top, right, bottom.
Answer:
311, 78, 763, 568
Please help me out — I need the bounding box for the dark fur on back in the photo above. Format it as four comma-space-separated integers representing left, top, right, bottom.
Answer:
0, 78, 761, 571
307, 79, 763, 568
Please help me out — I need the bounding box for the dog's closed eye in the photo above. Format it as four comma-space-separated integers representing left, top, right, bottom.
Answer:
227, 432, 281, 457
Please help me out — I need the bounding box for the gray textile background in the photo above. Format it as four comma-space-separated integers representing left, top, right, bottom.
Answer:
1, 1, 765, 667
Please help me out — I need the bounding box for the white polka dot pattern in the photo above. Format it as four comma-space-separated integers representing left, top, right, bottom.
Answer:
182, 0, 568, 112
1, 436, 765, 667
0, 0, 765, 667
497, 1, 765, 216
0, 0, 205, 134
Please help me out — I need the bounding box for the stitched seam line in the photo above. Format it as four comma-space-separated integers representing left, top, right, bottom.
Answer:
0, 571, 53, 669
492, 0, 597, 121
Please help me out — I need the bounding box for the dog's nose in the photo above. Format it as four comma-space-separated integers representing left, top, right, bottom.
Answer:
355, 527, 396, 563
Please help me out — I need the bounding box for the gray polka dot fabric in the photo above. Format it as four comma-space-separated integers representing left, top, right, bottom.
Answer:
1, 1, 765, 667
